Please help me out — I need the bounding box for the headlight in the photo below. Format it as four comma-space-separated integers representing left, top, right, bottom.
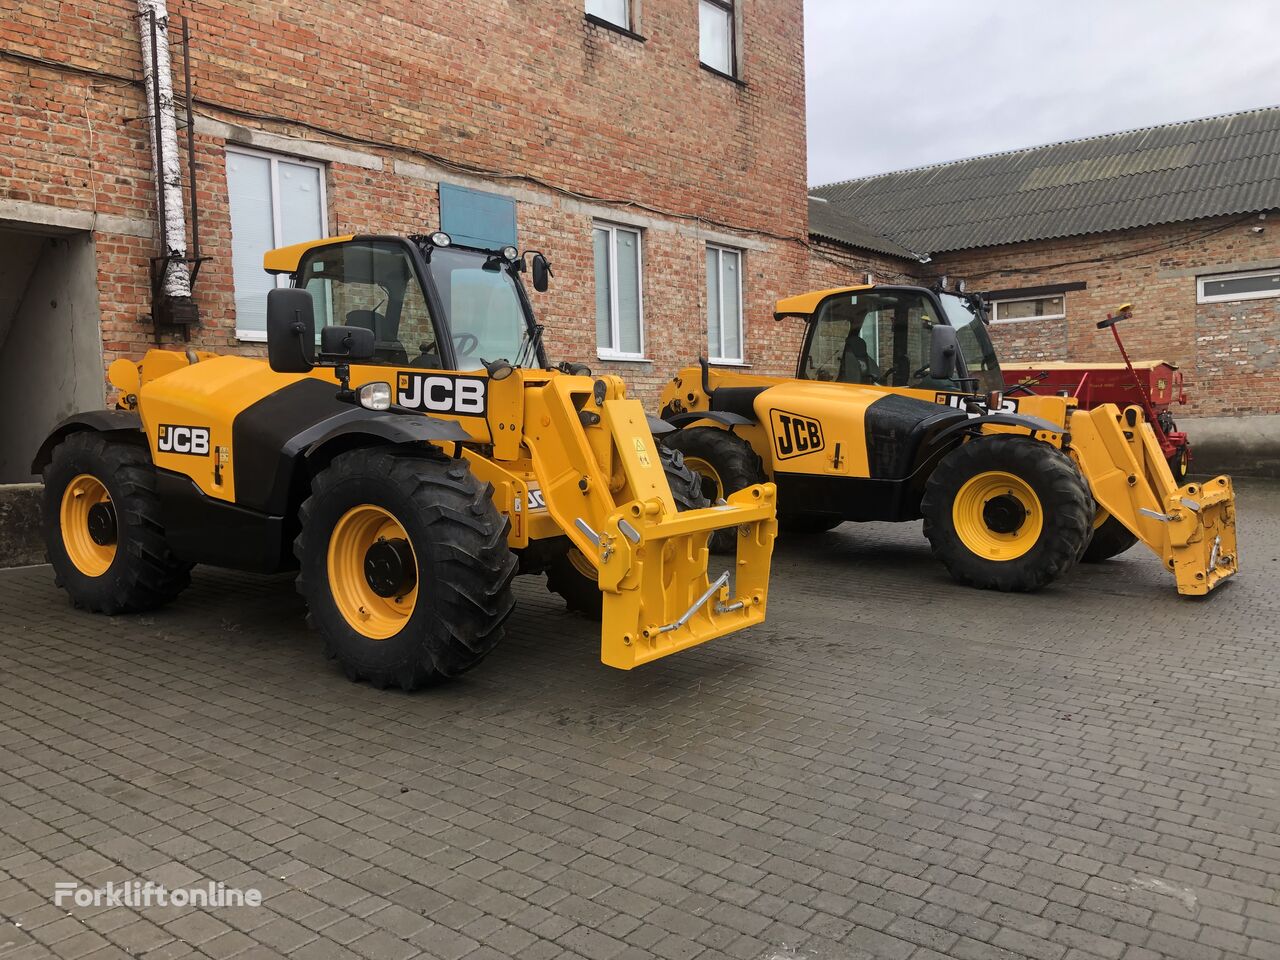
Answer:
358, 381, 392, 411
501, 245, 519, 261
429, 231, 452, 247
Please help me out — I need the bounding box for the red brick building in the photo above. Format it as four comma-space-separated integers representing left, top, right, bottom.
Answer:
0, 0, 808, 483
807, 108, 1280, 423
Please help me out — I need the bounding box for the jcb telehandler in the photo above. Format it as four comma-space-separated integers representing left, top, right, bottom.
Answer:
660, 283, 1237, 595
35, 232, 777, 689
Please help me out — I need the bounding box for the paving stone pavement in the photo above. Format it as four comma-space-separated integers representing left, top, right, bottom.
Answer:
1, 480, 1278, 960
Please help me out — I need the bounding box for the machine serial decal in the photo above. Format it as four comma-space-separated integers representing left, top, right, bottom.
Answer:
395, 373, 487, 415
769, 409, 824, 460
934, 393, 1020, 417
157, 424, 211, 456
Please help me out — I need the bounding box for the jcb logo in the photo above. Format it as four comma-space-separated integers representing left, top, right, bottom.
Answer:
934, 392, 1019, 417
396, 373, 487, 416
157, 424, 210, 456
770, 409, 824, 460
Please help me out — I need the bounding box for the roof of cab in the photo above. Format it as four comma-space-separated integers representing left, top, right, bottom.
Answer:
773, 285, 874, 320
263, 235, 356, 275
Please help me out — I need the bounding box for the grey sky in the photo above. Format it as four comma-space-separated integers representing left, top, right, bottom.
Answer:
805, 0, 1280, 186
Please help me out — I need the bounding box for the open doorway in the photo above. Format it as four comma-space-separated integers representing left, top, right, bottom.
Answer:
0, 226, 104, 483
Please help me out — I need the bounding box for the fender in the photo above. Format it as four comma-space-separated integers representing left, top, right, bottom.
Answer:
233, 379, 473, 515
31, 410, 143, 473
928, 411, 1064, 451
663, 409, 755, 430
647, 415, 676, 436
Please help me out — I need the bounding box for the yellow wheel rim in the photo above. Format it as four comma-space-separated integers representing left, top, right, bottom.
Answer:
952, 471, 1044, 561
326, 504, 418, 640
683, 456, 724, 501
60, 474, 116, 577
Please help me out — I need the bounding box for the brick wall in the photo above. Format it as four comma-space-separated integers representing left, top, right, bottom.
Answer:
932, 215, 1280, 417
0, 0, 808, 408
808, 215, 1280, 417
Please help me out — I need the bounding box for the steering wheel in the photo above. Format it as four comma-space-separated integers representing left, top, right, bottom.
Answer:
912, 364, 933, 381
451, 333, 480, 356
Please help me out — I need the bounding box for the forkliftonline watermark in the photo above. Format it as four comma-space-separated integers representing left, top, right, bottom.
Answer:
54, 880, 262, 909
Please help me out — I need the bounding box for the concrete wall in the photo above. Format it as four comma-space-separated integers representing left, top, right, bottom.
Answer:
0, 231, 103, 482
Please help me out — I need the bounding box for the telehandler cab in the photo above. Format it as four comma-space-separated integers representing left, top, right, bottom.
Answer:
660, 284, 1237, 596
36, 232, 777, 689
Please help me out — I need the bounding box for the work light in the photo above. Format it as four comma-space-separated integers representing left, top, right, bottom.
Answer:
358, 381, 392, 410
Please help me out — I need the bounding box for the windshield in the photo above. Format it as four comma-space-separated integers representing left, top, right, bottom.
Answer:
939, 293, 1003, 393
425, 247, 533, 371
800, 289, 936, 388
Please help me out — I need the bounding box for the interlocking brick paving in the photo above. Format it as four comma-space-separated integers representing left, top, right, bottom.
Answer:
2, 480, 1277, 960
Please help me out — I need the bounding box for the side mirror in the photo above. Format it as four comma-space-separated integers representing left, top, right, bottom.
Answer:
531, 253, 552, 293
319, 324, 376, 361
930, 324, 961, 381
267, 288, 316, 373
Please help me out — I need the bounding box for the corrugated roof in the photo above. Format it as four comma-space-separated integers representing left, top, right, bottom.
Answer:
807, 197, 917, 258
808, 106, 1280, 256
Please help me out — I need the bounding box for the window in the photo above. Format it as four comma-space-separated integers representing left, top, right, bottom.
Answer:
425, 246, 529, 371
706, 245, 743, 362
586, 0, 628, 29
594, 223, 644, 358
800, 289, 936, 388
226, 146, 327, 340
938, 293, 1003, 393
297, 240, 437, 367
990, 294, 1065, 323
1197, 268, 1280, 303
699, 0, 735, 76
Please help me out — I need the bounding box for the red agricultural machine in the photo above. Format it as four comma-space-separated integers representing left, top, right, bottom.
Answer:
1003, 304, 1192, 479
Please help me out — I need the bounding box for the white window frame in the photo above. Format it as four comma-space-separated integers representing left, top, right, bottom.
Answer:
585, 0, 629, 30
594, 221, 646, 361
699, 0, 738, 78
226, 145, 328, 342
1196, 267, 1280, 304
706, 244, 745, 364
990, 294, 1066, 325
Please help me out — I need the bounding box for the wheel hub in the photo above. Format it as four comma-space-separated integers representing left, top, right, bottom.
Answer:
363, 537, 416, 598
982, 493, 1027, 534
86, 501, 117, 546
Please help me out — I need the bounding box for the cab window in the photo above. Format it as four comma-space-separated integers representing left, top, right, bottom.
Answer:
298, 240, 440, 367
424, 247, 529, 371
801, 290, 935, 388
939, 293, 1003, 393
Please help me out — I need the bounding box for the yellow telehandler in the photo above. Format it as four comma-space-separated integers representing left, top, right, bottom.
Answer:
35, 232, 777, 689
659, 283, 1236, 596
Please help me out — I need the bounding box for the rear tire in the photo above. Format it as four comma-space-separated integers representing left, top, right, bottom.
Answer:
295, 447, 517, 689
779, 512, 843, 535
922, 435, 1091, 592
662, 427, 764, 552
547, 445, 709, 615
1081, 515, 1139, 563
42, 432, 191, 614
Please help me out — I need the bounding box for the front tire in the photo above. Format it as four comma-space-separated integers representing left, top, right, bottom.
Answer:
295, 447, 517, 689
546, 445, 709, 615
42, 432, 191, 613
922, 436, 1091, 592
661, 427, 764, 552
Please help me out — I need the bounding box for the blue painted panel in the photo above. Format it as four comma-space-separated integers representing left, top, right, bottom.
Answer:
439, 183, 517, 250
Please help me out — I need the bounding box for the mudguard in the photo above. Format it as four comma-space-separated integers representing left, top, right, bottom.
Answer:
239, 404, 470, 515
928, 411, 1064, 449
31, 410, 144, 473
663, 409, 755, 429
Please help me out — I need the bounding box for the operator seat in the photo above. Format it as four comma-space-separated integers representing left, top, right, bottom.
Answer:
838, 313, 881, 384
